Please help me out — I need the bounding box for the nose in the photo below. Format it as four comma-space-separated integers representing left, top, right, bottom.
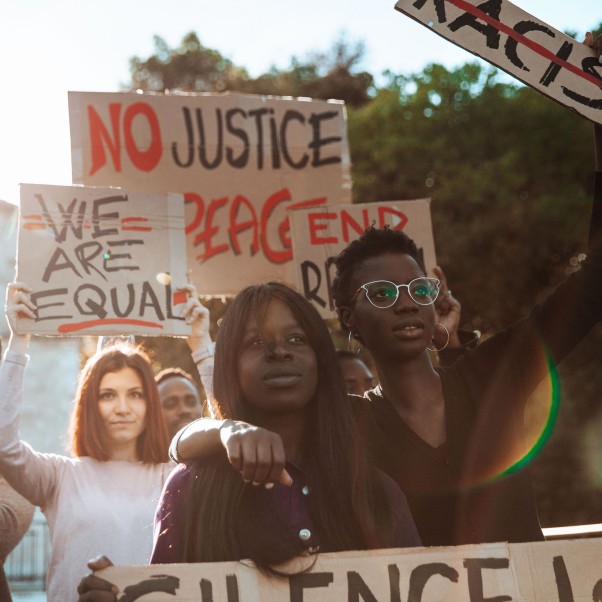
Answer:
266, 339, 292, 360
393, 286, 418, 314
115, 395, 132, 414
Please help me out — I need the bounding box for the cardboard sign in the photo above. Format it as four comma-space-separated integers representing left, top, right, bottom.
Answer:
17, 184, 189, 336
394, 0, 602, 125
68, 92, 351, 296
98, 538, 602, 601
289, 199, 436, 318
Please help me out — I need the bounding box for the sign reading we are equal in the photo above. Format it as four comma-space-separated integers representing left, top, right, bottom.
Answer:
16, 184, 190, 337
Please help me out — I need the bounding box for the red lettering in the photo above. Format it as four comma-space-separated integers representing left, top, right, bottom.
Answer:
88, 103, 122, 176
184, 192, 204, 235
308, 212, 338, 244
280, 196, 328, 249
261, 188, 292, 264
341, 209, 369, 242
123, 103, 162, 172
378, 207, 408, 230
193, 197, 229, 261
228, 195, 259, 256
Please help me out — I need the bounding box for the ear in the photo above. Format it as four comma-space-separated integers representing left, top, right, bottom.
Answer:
337, 306, 355, 332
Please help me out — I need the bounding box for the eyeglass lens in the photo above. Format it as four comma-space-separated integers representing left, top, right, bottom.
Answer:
364, 279, 439, 307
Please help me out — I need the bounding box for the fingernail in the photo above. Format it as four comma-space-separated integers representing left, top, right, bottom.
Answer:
252, 481, 260, 486
265, 482, 274, 490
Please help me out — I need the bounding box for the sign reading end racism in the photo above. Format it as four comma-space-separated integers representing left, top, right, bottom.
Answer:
17, 184, 190, 337
289, 199, 436, 319
97, 538, 602, 601
394, 0, 602, 125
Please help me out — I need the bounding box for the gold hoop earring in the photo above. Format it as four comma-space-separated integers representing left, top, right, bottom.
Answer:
348, 330, 362, 356
427, 323, 449, 352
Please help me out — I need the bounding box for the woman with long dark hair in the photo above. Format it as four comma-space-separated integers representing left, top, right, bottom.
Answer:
151, 282, 420, 569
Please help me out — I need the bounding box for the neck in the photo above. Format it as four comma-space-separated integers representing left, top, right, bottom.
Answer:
376, 350, 440, 410
108, 441, 139, 462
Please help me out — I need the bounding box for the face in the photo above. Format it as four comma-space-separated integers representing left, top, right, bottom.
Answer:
158, 376, 203, 437
339, 357, 375, 396
98, 367, 147, 456
340, 252, 436, 361
237, 298, 318, 419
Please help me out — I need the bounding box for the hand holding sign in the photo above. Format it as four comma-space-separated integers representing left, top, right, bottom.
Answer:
5, 282, 35, 355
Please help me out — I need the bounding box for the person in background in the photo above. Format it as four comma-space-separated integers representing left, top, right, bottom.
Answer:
155, 368, 204, 438
335, 350, 375, 396
0, 281, 209, 602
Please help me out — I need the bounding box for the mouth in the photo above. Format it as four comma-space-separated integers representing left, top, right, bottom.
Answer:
262, 369, 302, 387
393, 320, 425, 338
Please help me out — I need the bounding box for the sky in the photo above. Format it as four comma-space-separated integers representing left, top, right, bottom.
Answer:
0, 0, 599, 206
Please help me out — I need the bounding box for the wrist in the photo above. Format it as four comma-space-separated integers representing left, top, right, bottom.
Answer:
191, 341, 216, 364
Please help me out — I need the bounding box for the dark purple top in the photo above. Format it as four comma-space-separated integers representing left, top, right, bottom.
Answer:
151, 460, 421, 564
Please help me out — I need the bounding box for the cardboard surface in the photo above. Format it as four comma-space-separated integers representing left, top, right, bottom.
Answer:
289, 199, 436, 318
68, 92, 351, 296
98, 538, 602, 601
17, 183, 189, 336
394, 0, 602, 124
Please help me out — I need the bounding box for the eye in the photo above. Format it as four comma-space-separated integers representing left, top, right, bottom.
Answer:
288, 333, 306, 345
99, 391, 114, 401
130, 390, 144, 399
247, 337, 264, 347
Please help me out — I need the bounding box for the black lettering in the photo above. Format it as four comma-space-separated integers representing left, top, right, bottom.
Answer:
117, 574, 179, 601
248, 108, 270, 169
561, 86, 602, 110
348, 571, 379, 602
325, 255, 337, 311
281, 110, 309, 169
225, 108, 250, 168
92, 195, 127, 239
561, 57, 602, 110
448, 0, 502, 50
197, 108, 223, 169
225, 575, 240, 601
309, 111, 342, 167
301, 260, 326, 308
411, 0, 447, 24
407, 563, 459, 602
30, 289, 71, 321
505, 20, 555, 72
388, 564, 402, 602
74, 241, 106, 280
111, 284, 136, 318
74, 284, 107, 319
139, 281, 165, 320
553, 556, 575, 602
464, 558, 511, 602
269, 111, 281, 168
172, 107, 195, 168
104, 239, 144, 272
540, 41, 574, 87
42, 247, 82, 282
289, 572, 333, 602
165, 282, 185, 320
35, 194, 86, 243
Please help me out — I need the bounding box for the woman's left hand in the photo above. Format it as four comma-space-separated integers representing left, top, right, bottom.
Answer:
5, 281, 35, 354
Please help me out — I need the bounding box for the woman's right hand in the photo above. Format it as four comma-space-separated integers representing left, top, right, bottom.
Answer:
77, 556, 118, 602
218, 420, 292, 487
5, 281, 35, 354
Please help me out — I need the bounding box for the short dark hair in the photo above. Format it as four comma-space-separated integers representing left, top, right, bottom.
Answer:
332, 226, 424, 329
155, 367, 196, 386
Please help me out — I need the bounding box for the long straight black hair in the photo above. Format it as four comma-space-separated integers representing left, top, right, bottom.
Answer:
183, 282, 398, 570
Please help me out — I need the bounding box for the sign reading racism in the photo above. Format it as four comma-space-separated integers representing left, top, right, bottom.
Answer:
394, 0, 602, 125
68, 92, 351, 296
96, 538, 602, 601
289, 199, 436, 318
17, 184, 189, 336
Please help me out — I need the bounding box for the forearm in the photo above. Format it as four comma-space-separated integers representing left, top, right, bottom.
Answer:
169, 417, 227, 462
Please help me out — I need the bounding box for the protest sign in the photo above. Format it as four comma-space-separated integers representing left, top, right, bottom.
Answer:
97, 537, 602, 601
17, 184, 189, 337
394, 0, 602, 125
69, 92, 351, 296
289, 199, 436, 318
